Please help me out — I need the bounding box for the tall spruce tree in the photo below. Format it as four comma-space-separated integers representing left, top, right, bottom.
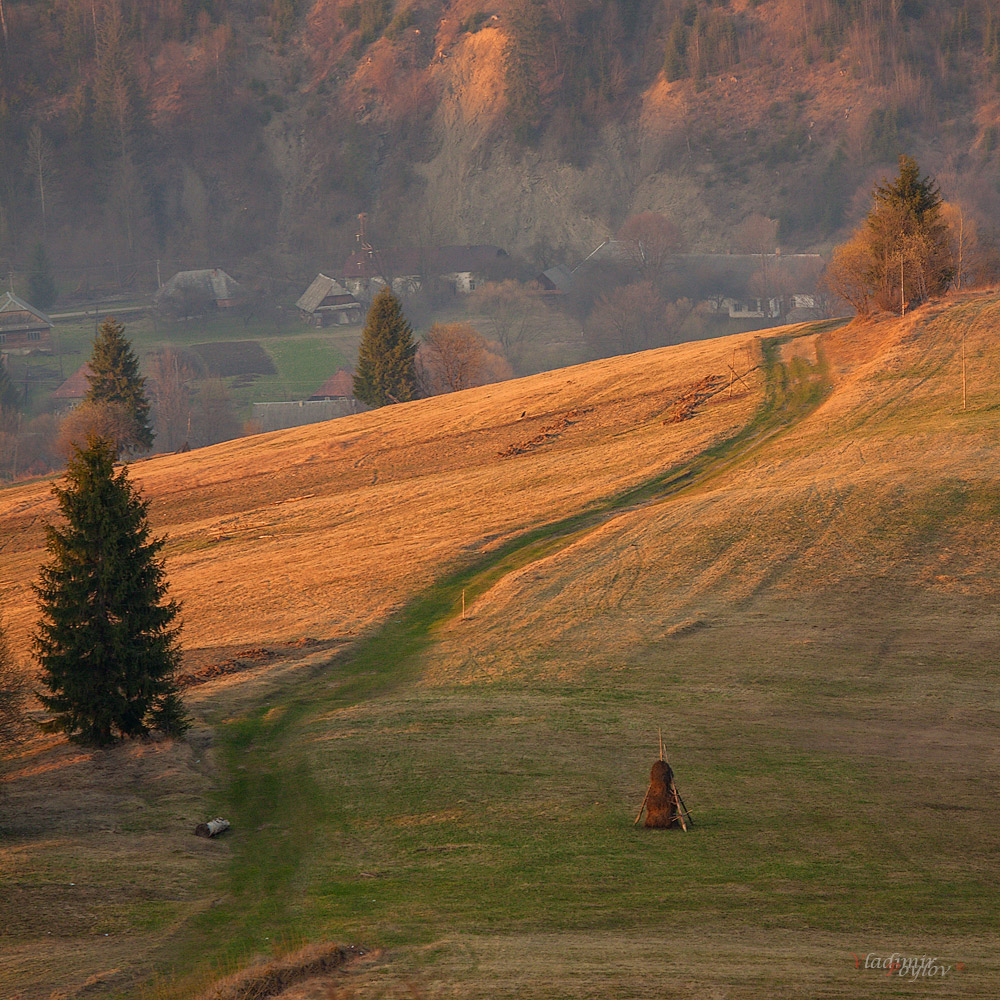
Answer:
353, 288, 417, 406
826, 154, 955, 315
34, 436, 188, 745
27, 243, 57, 310
85, 316, 154, 453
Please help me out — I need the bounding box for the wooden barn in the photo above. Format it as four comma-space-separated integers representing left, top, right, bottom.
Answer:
155, 268, 243, 315
0, 292, 53, 355
295, 275, 363, 327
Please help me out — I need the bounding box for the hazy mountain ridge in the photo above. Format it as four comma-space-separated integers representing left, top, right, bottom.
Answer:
1, 0, 999, 292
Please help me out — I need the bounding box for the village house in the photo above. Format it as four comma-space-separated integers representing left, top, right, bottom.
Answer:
295, 275, 363, 326
155, 268, 243, 315
52, 362, 92, 412
308, 368, 356, 402
0, 292, 53, 355
340, 245, 510, 300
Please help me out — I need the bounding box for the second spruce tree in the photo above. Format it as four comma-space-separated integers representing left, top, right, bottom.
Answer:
353, 288, 417, 407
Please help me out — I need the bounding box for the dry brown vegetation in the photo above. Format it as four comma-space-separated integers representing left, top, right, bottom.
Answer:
0, 333, 764, 662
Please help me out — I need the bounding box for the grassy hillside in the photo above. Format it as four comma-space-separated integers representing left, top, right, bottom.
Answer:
2, 293, 1000, 998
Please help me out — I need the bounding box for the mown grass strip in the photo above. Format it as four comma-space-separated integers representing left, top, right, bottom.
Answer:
154, 323, 839, 994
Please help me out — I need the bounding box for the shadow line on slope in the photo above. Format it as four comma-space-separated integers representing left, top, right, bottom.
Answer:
153, 320, 840, 997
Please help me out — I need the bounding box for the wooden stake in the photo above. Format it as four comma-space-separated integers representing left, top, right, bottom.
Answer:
461, 589, 466, 619
670, 781, 687, 832
658, 727, 664, 761
962, 328, 967, 411
728, 364, 753, 392
634, 782, 652, 826
674, 787, 694, 826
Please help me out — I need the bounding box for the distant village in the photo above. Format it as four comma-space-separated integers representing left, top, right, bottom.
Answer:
2, 229, 827, 440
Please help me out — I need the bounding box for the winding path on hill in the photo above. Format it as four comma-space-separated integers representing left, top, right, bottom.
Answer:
170, 319, 844, 994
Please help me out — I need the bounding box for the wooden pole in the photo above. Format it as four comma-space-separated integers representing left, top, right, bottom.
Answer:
658, 727, 664, 761
461, 589, 466, 619
634, 782, 652, 826
674, 787, 694, 826
670, 781, 687, 832
962, 328, 967, 411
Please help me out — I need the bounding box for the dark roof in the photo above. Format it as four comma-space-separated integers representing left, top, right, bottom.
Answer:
342, 245, 508, 280
0, 291, 53, 328
539, 265, 576, 293
155, 269, 242, 303
296, 274, 359, 313
309, 368, 355, 400
53, 362, 93, 400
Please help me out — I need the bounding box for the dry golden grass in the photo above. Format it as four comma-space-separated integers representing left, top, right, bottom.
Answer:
5, 295, 1000, 999
0, 331, 764, 1000
0, 333, 764, 666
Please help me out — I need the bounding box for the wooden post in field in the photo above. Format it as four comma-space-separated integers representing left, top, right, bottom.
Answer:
659, 727, 664, 761
962, 328, 967, 411
462, 589, 466, 619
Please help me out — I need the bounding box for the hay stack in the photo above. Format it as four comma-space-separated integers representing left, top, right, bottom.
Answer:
644, 760, 682, 829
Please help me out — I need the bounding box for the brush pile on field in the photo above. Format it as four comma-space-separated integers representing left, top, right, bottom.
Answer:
496, 408, 589, 458
665, 375, 726, 424
197, 943, 359, 1000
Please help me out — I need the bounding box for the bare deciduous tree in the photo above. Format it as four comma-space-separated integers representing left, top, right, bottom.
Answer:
57, 400, 137, 458
470, 280, 541, 369
27, 125, 55, 232
617, 212, 685, 284
735, 213, 780, 297
149, 350, 194, 452
416, 323, 513, 395
586, 282, 672, 358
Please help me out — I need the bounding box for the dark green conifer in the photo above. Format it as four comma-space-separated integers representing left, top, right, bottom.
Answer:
27, 244, 57, 311
33, 437, 188, 746
85, 316, 154, 453
0, 360, 19, 418
353, 288, 417, 407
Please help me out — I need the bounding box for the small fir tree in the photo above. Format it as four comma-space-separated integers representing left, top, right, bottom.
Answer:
27, 243, 57, 310
34, 436, 188, 745
0, 359, 19, 417
85, 316, 154, 453
353, 288, 417, 407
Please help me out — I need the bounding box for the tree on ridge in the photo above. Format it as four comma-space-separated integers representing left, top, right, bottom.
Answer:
354, 288, 417, 407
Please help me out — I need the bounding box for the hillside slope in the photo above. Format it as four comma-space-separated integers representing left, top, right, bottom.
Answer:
3, 295, 1000, 998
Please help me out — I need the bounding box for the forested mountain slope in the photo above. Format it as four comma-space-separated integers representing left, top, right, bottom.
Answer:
2, 0, 1000, 290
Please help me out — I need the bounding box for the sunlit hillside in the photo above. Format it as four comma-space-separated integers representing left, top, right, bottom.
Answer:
3, 294, 1000, 999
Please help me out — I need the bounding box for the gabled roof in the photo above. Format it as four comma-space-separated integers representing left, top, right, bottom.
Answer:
0, 291, 53, 327
342, 245, 508, 280
539, 265, 575, 293
156, 269, 242, 302
309, 368, 355, 400
296, 274, 358, 314
53, 362, 93, 400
